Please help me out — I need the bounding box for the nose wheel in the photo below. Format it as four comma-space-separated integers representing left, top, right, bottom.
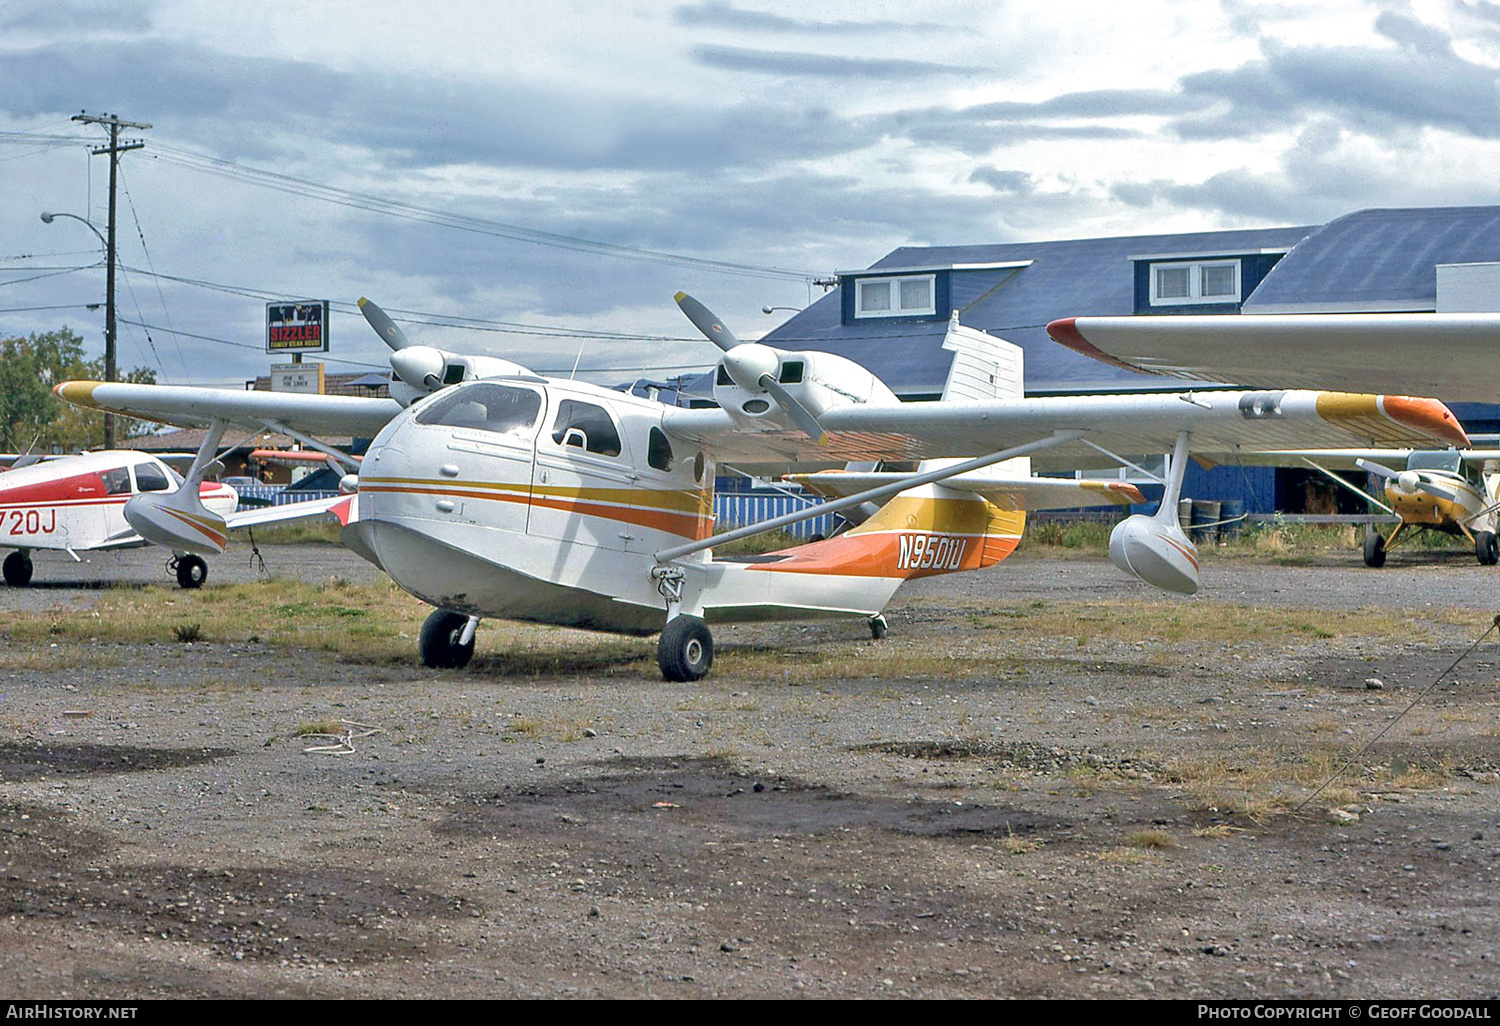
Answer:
658, 615, 713, 682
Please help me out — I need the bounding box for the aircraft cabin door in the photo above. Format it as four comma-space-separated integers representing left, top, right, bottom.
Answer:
530, 395, 639, 553
409, 382, 541, 534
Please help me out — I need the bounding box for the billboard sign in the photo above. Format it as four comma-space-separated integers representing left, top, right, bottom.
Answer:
269, 361, 325, 394
266, 300, 329, 353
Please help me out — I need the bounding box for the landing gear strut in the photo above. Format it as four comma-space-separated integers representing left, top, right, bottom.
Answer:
420, 609, 478, 669
3, 551, 33, 587
658, 615, 713, 682
173, 554, 208, 589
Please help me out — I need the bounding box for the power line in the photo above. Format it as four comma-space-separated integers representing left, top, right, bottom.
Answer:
148, 144, 819, 283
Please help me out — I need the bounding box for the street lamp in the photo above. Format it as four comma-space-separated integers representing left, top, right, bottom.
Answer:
41, 210, 116, 448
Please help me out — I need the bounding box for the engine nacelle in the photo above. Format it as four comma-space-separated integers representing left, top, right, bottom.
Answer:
1109, 513, 1200, 595
124, 491, 230, 556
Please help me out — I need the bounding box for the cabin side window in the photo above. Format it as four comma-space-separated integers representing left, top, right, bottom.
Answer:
647, 427, 674, 472
134, 464, 171, 492
100, 468, 132, 495
550, 400, 622, 458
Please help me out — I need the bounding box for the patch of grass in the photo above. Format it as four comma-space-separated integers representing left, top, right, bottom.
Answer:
1191, 824, 1238, 839
172, 623, 203, 643
295, 719, 345, 736
1123, 829, 1178, 850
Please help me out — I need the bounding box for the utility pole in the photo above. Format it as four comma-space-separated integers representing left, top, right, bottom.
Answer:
72, 112, 150, 449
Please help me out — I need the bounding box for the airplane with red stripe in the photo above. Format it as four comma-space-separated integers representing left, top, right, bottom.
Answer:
0, 449, 349, 588
55, 295, 1469, 680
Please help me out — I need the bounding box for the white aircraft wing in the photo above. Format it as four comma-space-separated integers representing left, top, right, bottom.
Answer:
54, 381, 402, 437
787, 471, 1145, 510
1047, 314, 1500, 403
663, 389, 1469, 466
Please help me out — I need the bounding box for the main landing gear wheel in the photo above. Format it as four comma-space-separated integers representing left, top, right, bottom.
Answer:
174, 554, 208, 589
1477, 531, 1499, 566
1362, 528, 1387, 568
869, 614, 888, 640
658, 615, 713, 682
3, 551, 33, 587
420, 609, 476, 670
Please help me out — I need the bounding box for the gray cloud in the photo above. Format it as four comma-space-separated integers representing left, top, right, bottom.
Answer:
0, 0, 154, 34
0, 39, 881, 175
692, 44, 978, 79
969, 167, 1034, 193
1175, 22, 1500, 141
674, 2, 951, 36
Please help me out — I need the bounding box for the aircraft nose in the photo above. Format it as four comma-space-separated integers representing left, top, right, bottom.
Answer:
1397, 470, 1420, 493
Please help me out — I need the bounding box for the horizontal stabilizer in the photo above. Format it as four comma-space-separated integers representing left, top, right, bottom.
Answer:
788, 471, 1144, 510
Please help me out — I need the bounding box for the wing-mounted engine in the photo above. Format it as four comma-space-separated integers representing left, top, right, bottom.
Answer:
711, 346, 898, 438
677, 292, 896, 443
359, 298, 533, 407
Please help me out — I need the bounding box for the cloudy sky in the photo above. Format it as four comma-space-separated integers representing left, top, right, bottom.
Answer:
2, 0, 1498, 387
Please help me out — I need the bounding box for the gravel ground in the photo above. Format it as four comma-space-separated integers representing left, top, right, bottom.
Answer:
1, 541, 1499, 999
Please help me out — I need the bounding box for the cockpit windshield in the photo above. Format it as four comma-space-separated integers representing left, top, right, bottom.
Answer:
414, 383, 542, 438
1405, 450, 1463, 475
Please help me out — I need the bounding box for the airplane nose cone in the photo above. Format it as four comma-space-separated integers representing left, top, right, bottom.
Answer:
1397, 471, 1420, 493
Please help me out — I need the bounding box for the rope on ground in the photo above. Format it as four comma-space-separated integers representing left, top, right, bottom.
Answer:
246, 526, 266, 576
302, 719, 384, 755
1294, 612, 1500, 814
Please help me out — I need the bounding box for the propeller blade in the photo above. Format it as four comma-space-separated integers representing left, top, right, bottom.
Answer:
1356, 458, 1400, 481
358, 297, 413, 351
675, 292, 739, 352
1415, 480, 1459, 502
761, 376, 827, 444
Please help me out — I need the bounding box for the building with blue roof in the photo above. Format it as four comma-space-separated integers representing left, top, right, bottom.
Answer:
745, 205, 1500, 515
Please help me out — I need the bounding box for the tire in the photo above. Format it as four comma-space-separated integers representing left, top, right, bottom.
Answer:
1477, 531, 1499, 566
175, 554, 208, 589
869, 614, 888, 640
657, 615, 713, 682
420, 609, 475, 670
3, 551, 33, 587
1362, 528, 1386, 568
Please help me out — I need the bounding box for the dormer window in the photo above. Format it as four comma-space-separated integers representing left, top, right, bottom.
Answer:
1150, 260, 1241, 306
855, 274, 936, 318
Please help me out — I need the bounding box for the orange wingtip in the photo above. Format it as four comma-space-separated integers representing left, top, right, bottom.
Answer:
1382, 396, 1470, 448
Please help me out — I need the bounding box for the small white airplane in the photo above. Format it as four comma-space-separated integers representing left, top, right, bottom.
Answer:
0, 448, 350, 588
54, 295, 1469, 679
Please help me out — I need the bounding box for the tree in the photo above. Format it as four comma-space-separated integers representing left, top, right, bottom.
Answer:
0, 328, 156, 452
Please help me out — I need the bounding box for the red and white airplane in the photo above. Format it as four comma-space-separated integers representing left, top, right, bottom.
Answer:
52, 296, 1470, 679
0, 448, 348, 588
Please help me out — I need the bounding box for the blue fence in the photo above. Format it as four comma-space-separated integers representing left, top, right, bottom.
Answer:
238, 487, 838, 540
234, 486, 341, 509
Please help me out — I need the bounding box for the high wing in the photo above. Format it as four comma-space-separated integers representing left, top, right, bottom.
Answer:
53, 381, 402, 437
662, 389, 1469, 468
1047, 314, 1500, 403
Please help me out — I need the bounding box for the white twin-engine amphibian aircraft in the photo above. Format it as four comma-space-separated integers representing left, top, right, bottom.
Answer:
0, 448, 350, 588
55, 294, 1469, 680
